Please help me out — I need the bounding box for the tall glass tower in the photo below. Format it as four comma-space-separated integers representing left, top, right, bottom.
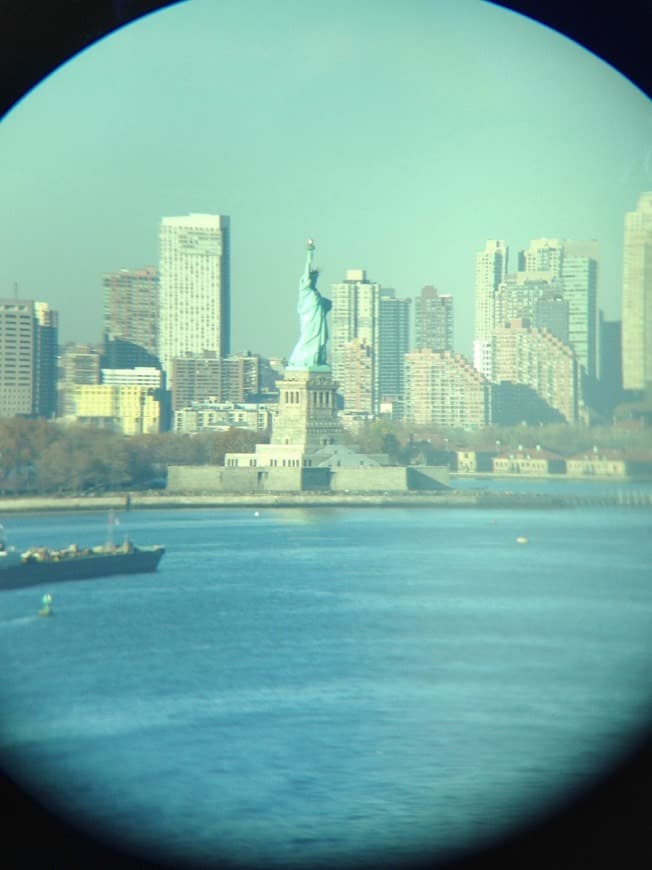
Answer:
159, 214, 230, 379
378, 289, 411, 409
622, 192, 652, 391
562, 253, 597, 379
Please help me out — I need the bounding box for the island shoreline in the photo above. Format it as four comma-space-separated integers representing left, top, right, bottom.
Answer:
0, 489, 650, 514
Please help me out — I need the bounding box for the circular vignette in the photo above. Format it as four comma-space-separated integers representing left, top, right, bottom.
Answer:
1, 2, 651, 870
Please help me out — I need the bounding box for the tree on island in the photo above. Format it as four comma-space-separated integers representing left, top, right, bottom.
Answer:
0, 418, 650, 496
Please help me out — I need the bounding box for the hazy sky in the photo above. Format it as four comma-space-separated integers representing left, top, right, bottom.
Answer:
0, 0, 650, 359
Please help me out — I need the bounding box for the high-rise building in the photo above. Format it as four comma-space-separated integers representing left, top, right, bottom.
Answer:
0, 299, 58, 419
535, 292, 569, 345
492, 274, 570, 350
159, 213, 230, 379
492, 318, 579, 423
521, 238, 563, 275
57, 343, 101, 417
341, 338, 374, 415
493, 274, 562, 328
171, 351, 222, 412
622, 192, 652, 391
415, 286, 453, 352
378, 289, 411, 410
330, 269, 380, 412
562, 252, 597, 379
520, 238, 598, 379
599, 312, 623, 415
0, 299, 36, 418
102, 267, 159, 364
221, 353, 260, 404
34, 302, 59, 419
171, 351, 261, 411
404, 349, 489, 429
473, 240, 508, 379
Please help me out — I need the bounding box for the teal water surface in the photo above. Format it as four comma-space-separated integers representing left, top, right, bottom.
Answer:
1, 505, 651, 867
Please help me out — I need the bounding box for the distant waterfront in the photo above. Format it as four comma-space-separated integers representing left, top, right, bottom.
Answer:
451, 474, 652, 499
1, 477, 651, 515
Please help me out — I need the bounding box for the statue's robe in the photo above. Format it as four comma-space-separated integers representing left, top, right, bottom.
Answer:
288, 251, 331, 369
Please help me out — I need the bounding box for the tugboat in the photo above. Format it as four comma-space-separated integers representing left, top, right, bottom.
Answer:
0, 519, 164, 592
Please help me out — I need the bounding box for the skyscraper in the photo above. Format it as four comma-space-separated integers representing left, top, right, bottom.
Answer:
520, 238, 598, 379
102, 267, 160, 366
535, 292, 569, 345
473, 240, 508, 378
561, 255, 597, 379
415, 286, 453, 352
0, 299, 58, 419
159, 213, 231, 379
378, 288, 411, 410
34, 302, 59, 419
599, 312, 623, 415
622, 192, 652, 391
521, 238, 563, 275
330, 269, 380, 413
493, 275, 562, 331
0, 300, 36, 418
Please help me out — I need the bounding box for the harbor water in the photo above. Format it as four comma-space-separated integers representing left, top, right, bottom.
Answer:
1, 499, 651, 867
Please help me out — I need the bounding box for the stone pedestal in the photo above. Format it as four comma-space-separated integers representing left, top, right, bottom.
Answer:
271, 369, 342, 453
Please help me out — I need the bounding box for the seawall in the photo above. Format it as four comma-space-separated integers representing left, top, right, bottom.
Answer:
0, 492, 480, 513
1, 490, 649, 514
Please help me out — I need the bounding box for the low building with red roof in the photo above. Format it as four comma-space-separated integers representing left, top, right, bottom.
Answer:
492, 445, 566, 476
566, 448, 652, 479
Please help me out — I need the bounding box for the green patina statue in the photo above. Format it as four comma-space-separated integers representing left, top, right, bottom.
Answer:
287, 239, 332, 370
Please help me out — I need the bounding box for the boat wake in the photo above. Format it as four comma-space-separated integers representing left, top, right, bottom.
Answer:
0, 615, 39, 629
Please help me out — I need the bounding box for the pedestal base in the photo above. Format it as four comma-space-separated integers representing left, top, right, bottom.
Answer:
271, 369, 342, 452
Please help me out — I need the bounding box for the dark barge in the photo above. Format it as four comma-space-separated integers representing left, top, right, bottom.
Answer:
0, 540, 164, 591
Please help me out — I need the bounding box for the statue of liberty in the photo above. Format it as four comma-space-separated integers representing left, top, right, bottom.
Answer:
287, 239, 331, 370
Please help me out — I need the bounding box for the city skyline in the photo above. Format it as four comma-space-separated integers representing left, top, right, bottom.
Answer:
0, 0, 650, 360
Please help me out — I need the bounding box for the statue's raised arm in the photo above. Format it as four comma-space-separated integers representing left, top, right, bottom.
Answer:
298, 239, 317, 295
287, 239, 332, 370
